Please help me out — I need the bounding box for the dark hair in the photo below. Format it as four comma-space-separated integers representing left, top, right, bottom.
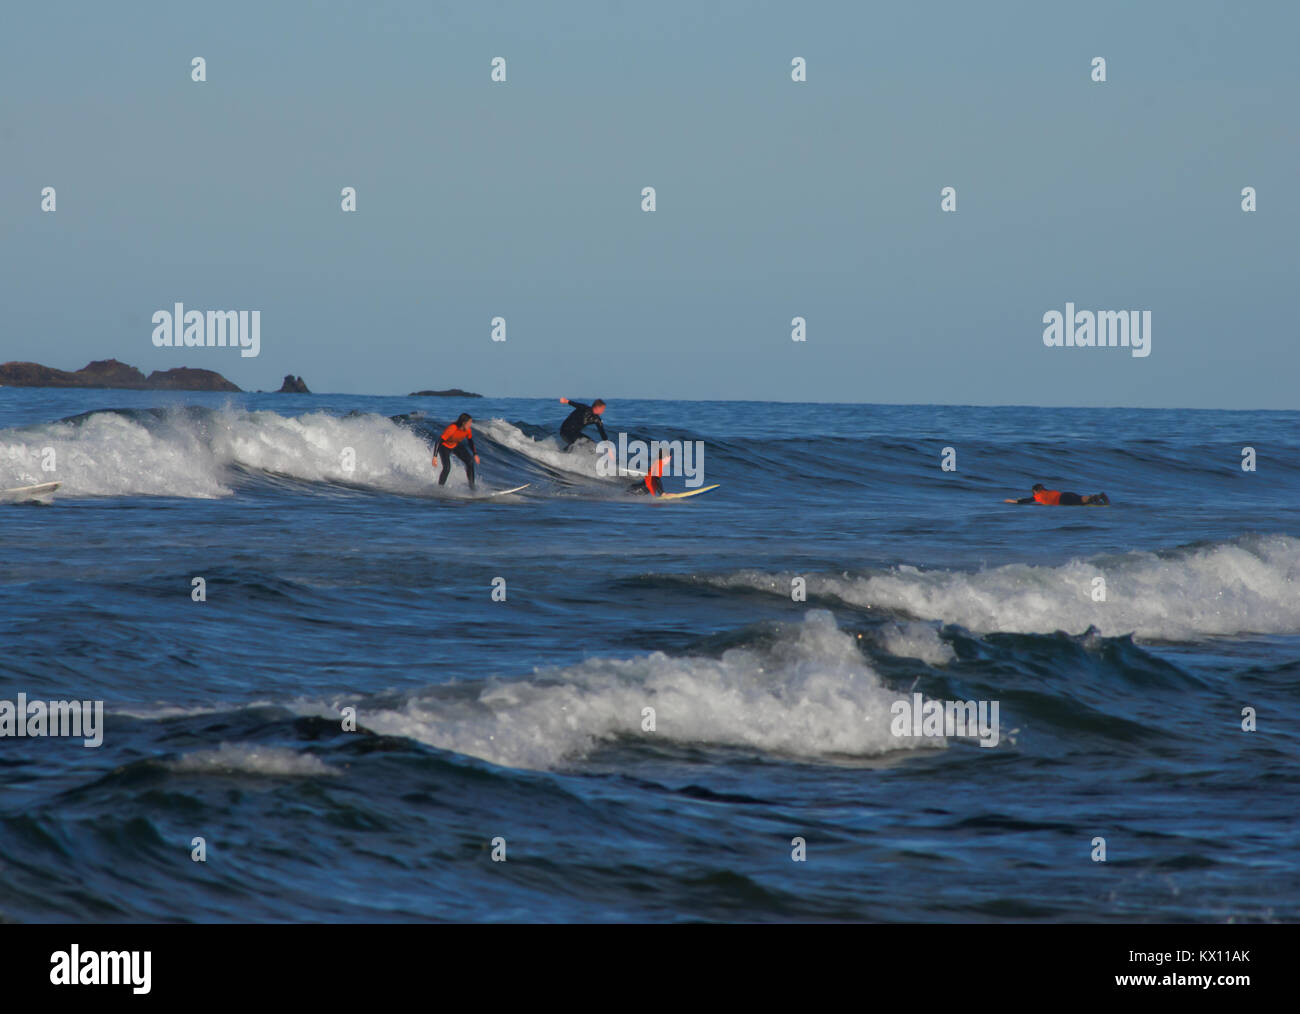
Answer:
456, 413, 472, 427
1032, 483, 1045, 491
592, 399, 606, 409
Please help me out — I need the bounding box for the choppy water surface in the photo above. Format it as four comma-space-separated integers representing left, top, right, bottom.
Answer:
2, 390, 1296, 921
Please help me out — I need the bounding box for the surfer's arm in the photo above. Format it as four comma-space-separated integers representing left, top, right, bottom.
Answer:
1006, 496, 1035, 504
594, 418, 608, 441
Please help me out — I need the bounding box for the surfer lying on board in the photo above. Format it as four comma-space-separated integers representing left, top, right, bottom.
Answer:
434, 413, 480, 490
558, 397, 608, 447
629, 445, 671, 497
1006, 483, 1109, 505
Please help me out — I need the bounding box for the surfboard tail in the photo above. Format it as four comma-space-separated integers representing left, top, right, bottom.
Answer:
656, 484, 720, 501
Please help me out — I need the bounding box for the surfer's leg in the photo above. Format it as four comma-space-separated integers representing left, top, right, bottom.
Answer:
1059, 492, 1085, 505
437, 446, 453, 485
454, 444, 476, 489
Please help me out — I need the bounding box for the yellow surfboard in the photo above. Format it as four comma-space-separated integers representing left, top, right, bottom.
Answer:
656, 484, 720, 501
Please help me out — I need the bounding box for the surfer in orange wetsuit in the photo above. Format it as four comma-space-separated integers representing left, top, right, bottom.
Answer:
629, 445, 671, 497
1006, 483, 1109, 505
434, 413, 480, 490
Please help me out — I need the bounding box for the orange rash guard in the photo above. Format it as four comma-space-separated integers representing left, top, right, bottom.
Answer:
645, 454, 670, 494
439, 423, 473, 450
1033, 488, 1063, 505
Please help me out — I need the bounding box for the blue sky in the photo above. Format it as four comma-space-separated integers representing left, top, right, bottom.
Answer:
2, 0, 1296, 407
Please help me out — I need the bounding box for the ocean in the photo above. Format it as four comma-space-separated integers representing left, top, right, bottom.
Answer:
1, 389, 1297, 922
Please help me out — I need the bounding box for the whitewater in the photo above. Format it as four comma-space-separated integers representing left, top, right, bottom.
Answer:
2, 389, 1297, 921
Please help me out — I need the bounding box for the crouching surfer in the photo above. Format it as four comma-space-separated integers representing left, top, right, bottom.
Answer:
1006, 483, 1109, 505
629, 445, 671, 497
434, 413, 480, 490
558, 397, 609, 447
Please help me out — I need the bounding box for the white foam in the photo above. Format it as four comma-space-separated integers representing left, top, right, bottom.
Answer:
710, 536, 1300, 640
0, 407, 446, 497
169, 743, 335, 776
216, 408, 446, 490
477, 418, 624, 479
2, 411, 229, 497
114, 701, 278, 720
875, 622, 956, 665
293, 610, 945, 770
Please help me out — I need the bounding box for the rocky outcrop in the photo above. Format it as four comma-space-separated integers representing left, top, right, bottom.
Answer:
276, 375, 311, 394
0, 359, 241, 392
409, 388, 482, 398
145, 367, 242, 391
0, 359, 148, 388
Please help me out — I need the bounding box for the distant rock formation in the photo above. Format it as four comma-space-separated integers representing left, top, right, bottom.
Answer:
409, 388, 482, 398
0, 359, 241, 392
147, 367, 242, 391
276, 375, 311, 394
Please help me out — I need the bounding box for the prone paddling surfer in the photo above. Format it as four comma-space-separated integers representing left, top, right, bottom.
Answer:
1005, 483, 1109, 505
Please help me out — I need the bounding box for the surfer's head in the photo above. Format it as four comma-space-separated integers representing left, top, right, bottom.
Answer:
1031, 483, 1045, 492
592, 399, 606, 415
455, 413, 472, 428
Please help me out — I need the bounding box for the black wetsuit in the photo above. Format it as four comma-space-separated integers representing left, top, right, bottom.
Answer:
560, 402, 608, 447
437, 440, 476, 489
628, 476, 663, 496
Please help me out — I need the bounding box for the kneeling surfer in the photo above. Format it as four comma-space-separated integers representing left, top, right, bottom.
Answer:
1006, 483, 1109, 505
629, 444, 671, 497
435, 413, 480, 490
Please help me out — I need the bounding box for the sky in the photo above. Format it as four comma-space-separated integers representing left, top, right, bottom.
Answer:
2, 0, 1296, 408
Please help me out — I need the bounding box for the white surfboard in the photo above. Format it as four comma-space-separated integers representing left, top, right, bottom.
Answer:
482, 483, 530, 498
0, 481, 61, 501
656, 484, 719, 501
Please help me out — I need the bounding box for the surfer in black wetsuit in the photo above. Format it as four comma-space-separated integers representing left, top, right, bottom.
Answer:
1006, 483, 1109, 505
558, 398, 608, 447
